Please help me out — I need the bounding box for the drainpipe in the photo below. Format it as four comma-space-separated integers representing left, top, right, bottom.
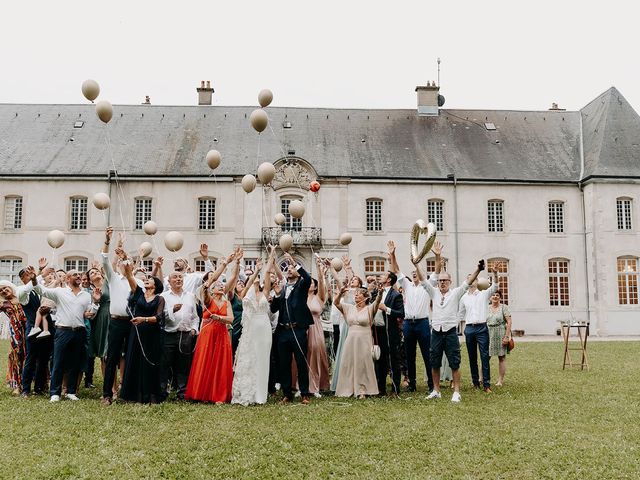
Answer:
447, 173, 460, 284
578, 115, 593, 333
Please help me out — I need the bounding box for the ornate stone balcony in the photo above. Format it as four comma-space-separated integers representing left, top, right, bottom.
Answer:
261, 227, 322, 246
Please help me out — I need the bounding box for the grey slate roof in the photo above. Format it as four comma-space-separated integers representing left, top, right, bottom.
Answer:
0, 88, 636, 182
580, 87, 640, 179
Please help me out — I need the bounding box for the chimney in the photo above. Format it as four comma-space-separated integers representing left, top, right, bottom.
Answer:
197, 80, 214, 105
548, 102, 566, 111
142, 95, 151, 105
415, 81, 443, 116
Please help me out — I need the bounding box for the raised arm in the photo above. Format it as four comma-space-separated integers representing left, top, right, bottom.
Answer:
151, 256, 164, 280
465, 259, 485, 287
342, 255, 355, 283
333, 283, 349, 316
240, 259, 263, 299
315, 256, 328, 303
263, 245, 277, 295
209, 251, 235, 283
224, 247, 243, 296
432, 241, 443, 274
116, 248, 138, 293
387, 240, 400, 275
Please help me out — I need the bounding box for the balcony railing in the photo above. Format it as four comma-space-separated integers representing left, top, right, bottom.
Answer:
261, 227, 322, 246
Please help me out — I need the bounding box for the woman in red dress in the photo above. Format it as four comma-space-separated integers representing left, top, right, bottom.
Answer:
185, 277, 234, 403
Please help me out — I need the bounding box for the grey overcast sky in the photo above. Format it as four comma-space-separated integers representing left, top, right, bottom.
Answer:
2, 0, 638, 112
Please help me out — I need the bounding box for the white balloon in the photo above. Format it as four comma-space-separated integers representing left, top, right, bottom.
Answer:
206, 150, 221, 170
288, 200, 305, 219
339, 232, 352, 246
143, 221, 158, 236
164, 231, 184, 252
477, 277, 491, 291
257, 162, 276, 184
250, 109, 268, 133
47, 230, 65, 249
331, 257, 344, 272
258, 89, 273, 108
140, 241, 153, 258
92, 192, 110, 210
81, 79, 100, 102
274, 213, 286, 226
279, 233, 293, 252
242, 174, 257, 193
95, 100, 113, 124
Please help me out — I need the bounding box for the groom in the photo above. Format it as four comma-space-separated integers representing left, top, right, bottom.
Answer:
270, 253, 314, 404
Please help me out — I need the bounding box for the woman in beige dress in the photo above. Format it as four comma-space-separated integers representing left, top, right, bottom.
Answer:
334, 283, 383, 399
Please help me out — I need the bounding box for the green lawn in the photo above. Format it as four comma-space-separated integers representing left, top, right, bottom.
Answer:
0, 340, 638, 479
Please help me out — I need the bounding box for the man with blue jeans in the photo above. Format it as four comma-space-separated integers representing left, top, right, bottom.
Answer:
387, 240, 435, 392
35, 270, 100, 402
458, 266, 499, 393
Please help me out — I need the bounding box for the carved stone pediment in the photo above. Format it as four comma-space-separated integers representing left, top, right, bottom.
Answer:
272, 157, 317, 191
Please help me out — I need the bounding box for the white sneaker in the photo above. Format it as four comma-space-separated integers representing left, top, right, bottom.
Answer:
294, 391, 301, 398
28, 327, 42, 338
451, 391, 461, 403
66, 393, 80, 401
313, 392, 322, 398
37, 330, 52, 339
275, 383, 281, 391
50, 395, 60, 403
426, 390, 442, 400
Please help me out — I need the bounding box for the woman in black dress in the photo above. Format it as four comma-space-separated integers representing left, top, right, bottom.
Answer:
118, 250, 165, 404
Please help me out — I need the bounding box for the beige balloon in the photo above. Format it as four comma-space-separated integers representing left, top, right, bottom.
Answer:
250, 109, 268, 133
331, 257, 344, 272
47, 230, 65, 249
476, 277, 491, 291
92, 192, 110, 210
242, 174, 257, 193
81, 79, 100, 102
143, 221, 158, 236
95, 100, 113, 124
257, 162, 276, 184
140, 241, 153, 258
339, 232, 352, 246
288, 199, 305, 219
206, 150, 221, 170
274, 213, 286, 226
164, 231, 184, 252
279, 233, 294, 252
258, 89, 273, 108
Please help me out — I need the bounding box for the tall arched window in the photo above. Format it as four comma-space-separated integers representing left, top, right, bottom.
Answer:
487, 199, 504, 232
487, 258, 509, 304
134, 197, 153, 230
427, 199, 444, 232
548, 201, 565, 233
4, 196, 23, 230
425, 257, 448, 276
616, 197, 633, 230
198, 197, 216, 231
280, 196, 303, 232
366, 198, 383, 232
548, 258, 570, 306
364, 256, 386, 277
617, 256, 639, 305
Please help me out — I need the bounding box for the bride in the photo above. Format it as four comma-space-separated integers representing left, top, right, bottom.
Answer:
231, 246, 277, 406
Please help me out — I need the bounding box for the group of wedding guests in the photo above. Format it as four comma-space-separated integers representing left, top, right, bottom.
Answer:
1, 228, 514, 405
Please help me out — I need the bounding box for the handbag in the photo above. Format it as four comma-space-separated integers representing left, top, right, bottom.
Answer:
499, 305, 515, 352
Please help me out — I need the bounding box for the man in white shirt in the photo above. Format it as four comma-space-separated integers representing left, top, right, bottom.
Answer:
153, 244, 214, 295
420, 242, 483, 403
387, 240, 435, 392
35, 269, 100, 402
160, 271, 199, 400
459, 266, 499, 392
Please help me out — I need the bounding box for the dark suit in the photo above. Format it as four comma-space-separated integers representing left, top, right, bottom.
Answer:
374, 287, 404, 395
270, 266, 313, 399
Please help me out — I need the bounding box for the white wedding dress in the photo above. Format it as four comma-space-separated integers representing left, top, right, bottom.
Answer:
231, 288, 273, 406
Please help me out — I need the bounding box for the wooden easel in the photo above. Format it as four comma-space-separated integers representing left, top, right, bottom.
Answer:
561, 321, 589, 370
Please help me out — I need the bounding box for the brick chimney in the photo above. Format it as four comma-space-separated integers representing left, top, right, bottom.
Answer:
415, 81, 442, 116
197, 80, 214, 105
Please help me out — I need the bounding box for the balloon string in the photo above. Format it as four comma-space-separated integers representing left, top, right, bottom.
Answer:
104, 126, 129, 240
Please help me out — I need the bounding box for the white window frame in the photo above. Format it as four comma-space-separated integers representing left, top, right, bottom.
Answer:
427, 199, 444, 232
617, 197, 633, 230
487, 258, 509, 305
364, 256, 386, 277
134, 197, 153, 231
64, 256, 89, 273
617, 256, 639, 305
69, 196, 88, 231
280, 197, 303, 232
548, 201, 565, 234
548, 258, 570, 306
198, 197, 216, 231
487, 200, 504, 233
366, 199, 383, 232
0, 256, 23, 283
4, 196, 23, 230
